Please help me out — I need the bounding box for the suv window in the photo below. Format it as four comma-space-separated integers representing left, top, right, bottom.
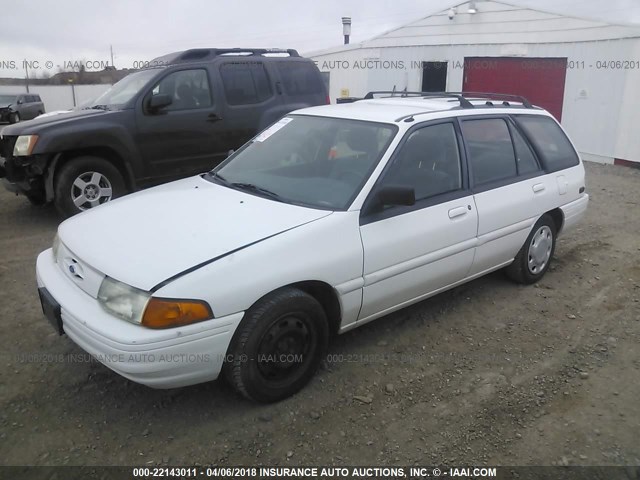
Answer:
220, 62, 272, 105
515, 115, 579, 171
275, 62, 323, 95
383, 122, 462, 201
462, 118, 516, 185
150, 69, 212, 111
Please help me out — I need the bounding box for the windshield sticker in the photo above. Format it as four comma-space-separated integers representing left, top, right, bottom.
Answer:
254, 117, 293, 142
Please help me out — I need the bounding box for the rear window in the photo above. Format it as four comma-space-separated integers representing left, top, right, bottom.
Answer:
220, 62, 272, 105
461, 118, 517, 185
275, 62, 324, 95
515, 115, 579, 171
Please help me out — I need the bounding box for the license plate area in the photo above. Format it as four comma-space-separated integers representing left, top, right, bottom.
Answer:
38, 287, 64, 335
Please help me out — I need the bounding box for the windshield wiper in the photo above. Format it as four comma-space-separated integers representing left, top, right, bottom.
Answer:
208, 171, 230, 186
230, 182, 282, 201
84, 104, 110, 111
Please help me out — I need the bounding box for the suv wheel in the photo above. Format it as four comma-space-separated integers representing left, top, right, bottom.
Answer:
54, 156, 126, 218
9, 112, 20, 124
505, 214, 557, 284
224, 288, 329, 403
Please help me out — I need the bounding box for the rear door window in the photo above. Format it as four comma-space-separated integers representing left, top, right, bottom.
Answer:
462, 118, 517, 185
515, 115, 579, 171
509, 123, 540, 175
220, 62, 272, 105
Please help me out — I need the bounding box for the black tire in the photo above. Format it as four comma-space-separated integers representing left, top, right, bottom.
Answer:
505, 213, 557, 284
224, 288, 329, 403
9, 112, 20, 124
54, 156, 127, 218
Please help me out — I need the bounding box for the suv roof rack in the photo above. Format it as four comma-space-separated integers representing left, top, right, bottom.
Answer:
151, 48, 300, 65
362, 91, 534, 110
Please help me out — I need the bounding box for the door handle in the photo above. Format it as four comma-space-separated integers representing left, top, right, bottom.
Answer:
207, 113, 222, 123
532, 183, 545, 193
448, 206, 467, 219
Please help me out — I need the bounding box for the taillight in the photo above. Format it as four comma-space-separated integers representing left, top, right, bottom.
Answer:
326, 95, 331, 105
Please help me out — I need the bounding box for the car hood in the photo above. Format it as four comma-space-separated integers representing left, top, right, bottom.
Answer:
1, 108, 107, 135
0, 103, 12, 109
58, 175, 333, 291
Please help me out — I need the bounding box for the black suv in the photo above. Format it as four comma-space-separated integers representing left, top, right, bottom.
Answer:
0, 93, 45, 123
0, 48, 328, 217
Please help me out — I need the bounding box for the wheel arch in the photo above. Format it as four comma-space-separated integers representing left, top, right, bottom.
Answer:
243, 280, 343, 337
545, 207, 564, 235
46, 147, 136, 202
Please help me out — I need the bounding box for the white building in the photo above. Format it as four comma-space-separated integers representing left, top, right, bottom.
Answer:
310, 1, 640, 166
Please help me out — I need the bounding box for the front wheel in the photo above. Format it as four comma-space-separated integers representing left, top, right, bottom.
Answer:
224, 288, 329, 403
505, 214, 557, 284
9, 112, 20, 124
54, 156, 126, 218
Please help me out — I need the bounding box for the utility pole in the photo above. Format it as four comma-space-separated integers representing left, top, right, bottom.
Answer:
24, 60, 30, 93
110, 45, 115, 68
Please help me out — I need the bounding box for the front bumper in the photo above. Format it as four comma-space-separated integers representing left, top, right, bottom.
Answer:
36, 249, 244, 389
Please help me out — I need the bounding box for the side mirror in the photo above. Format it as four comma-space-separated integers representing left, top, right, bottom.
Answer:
375, 185, 415, 207
148, 94, 172, 111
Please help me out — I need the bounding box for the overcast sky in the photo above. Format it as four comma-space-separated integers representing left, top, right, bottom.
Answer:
1, 0, 639, 78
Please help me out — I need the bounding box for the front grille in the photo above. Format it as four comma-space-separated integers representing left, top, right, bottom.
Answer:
0, 135, 16, 160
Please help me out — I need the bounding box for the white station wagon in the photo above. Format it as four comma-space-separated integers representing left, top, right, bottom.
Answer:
36, 92, 589, 402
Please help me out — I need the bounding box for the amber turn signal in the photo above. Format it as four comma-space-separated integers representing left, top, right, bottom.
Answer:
141, 298, 213, 329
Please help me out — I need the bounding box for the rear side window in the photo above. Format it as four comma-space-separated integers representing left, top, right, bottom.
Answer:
275, 62, 324, 95
515, 115, 579, 171
220, 62, 272, 105
462, 118, 516, 185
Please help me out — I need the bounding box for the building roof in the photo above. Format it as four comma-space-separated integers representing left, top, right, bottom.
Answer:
309, 0, 640, 56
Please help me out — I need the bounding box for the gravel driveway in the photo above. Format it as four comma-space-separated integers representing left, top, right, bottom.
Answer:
0, 162, 638, 467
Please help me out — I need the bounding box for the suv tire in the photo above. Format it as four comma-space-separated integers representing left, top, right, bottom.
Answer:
9, 112, 20, 124
224, 288, 329, 403
54, 156, 126, 218
505, 214, 557, 284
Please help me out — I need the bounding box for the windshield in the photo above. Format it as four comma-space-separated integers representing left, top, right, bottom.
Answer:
209, 115, 397, 210
0, 95, 16, 104
88, 69, 160, 108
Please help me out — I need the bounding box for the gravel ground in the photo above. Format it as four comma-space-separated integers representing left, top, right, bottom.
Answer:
0, 162, 639, 468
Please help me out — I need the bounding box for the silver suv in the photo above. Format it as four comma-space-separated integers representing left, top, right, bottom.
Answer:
0, 93, 45, 123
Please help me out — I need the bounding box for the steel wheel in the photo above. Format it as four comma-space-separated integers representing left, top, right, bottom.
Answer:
70, 171, 113, 210
224, 287, 329, 402
256, 313, 313, 382
527, 225, 553, 274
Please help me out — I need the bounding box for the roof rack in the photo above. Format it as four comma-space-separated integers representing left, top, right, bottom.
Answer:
364, 91, 474, 109
362, 91, 534, 109
151, 48, 300, 65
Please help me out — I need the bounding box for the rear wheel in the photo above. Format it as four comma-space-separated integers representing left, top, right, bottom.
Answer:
505, 214, 557, 284
224, 288, 329, 403
54, 156, 126, 218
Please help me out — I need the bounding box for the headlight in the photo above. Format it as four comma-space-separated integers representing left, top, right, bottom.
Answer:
98, 277, 150, 325
97, 277, 213, 328
52, 233, 61, 263
13, 135, 39, 156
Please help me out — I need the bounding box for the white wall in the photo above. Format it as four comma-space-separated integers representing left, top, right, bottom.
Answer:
312, 38, 640, 164
0, 84, 111, 112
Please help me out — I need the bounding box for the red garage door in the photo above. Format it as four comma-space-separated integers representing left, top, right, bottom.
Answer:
462, 57, 567, 121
